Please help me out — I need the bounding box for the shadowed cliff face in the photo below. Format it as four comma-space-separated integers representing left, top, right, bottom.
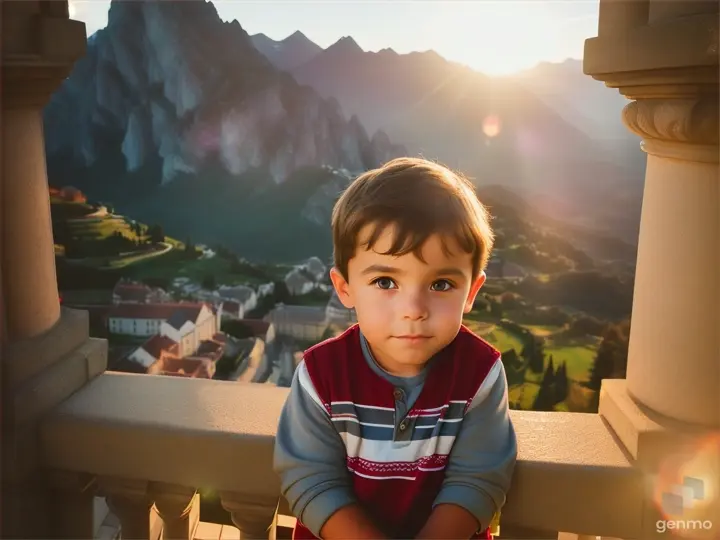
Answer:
43, 0, 404, 191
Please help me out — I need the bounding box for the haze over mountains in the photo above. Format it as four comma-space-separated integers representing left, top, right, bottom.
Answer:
43, 0, 645, 263
251, 30, 645, 240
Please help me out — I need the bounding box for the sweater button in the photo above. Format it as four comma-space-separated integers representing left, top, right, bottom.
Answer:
393, 388, 403, 400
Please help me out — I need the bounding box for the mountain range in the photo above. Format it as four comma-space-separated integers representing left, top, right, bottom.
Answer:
44, 1, 404, 192
253, 31, 645, 240
44, 0, 645, 264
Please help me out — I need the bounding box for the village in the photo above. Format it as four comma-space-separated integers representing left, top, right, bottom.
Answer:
61, 255, 357, 387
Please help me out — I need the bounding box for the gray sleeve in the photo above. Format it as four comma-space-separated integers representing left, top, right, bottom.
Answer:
433, 358, 518, 529
273, 360, 357, 537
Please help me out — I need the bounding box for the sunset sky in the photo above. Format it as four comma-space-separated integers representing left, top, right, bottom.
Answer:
69, 0, 600, 76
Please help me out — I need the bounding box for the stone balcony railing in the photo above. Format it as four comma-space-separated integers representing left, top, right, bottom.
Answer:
38, 318, 645, 540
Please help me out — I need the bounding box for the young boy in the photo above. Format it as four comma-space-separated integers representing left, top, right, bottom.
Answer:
273, 157, 517, 540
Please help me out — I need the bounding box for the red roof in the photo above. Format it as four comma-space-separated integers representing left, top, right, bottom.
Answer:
141, 334, 179, 360
108, 303, 207, 322
222, 301, 241, 314
114, 282, 152, 302
153, 356, 214, 378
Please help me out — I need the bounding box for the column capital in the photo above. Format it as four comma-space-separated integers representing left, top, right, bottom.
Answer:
587, 66, 718, 162
622, 96, 718, 162
2, 10, 87, 109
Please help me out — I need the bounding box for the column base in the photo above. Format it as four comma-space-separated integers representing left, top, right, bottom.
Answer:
599, 379, 720, 540
1, 308, 108, 538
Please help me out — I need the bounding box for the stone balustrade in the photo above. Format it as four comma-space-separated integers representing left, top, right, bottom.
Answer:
40, 360, 645, 540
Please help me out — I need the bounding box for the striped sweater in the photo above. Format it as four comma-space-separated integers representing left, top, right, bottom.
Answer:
274, 324, 517, 539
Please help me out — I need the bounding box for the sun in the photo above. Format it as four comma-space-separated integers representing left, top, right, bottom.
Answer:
431, 2, 567, 76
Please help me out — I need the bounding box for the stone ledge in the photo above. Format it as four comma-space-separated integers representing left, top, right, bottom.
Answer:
13, 336, 107, 427
4, 307, 89, 387
42, 373, 643, 539
599, 379, 718, 470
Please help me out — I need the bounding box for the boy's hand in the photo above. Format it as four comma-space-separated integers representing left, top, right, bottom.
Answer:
415, 504, 479, 540
320, 504, 389, 540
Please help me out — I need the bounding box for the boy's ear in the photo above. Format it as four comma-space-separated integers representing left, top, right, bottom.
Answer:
329, 267, 355, 308
463, 271, 486, 314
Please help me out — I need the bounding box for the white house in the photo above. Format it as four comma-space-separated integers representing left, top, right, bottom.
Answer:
218, 285, 257, 313
112, 279, 170, 305
257, 282, 275, 298
108, 302, 217, 357
220, 300, 244, 320
303, 256, 327, 281
326, 290, 357, 327
284, 267, 315, 296
159, 304, 216, 357
107, 304, 184, 337
127, 334, 179, 368
265, 304, 328, 341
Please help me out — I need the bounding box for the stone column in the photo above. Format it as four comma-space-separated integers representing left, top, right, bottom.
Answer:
1, 2, 93, 538
585, 2, 719, 538
1, 4, 84, 341
585, 0, 719, 429
621, 95, 719, 428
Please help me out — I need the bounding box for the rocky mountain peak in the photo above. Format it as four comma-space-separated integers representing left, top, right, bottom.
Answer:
44, 0, 404, 194
327, 36, 363, 55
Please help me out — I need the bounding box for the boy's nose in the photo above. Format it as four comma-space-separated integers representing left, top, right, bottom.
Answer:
401, 293, 429, 321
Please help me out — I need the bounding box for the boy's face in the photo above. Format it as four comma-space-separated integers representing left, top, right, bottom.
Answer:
330, 224, 485, 377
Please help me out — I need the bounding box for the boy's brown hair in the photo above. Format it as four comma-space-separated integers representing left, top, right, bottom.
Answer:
331, 157, 494, 281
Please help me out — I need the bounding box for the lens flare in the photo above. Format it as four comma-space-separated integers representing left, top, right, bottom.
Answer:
482, 115, 501, 138
653, 434, 720, 538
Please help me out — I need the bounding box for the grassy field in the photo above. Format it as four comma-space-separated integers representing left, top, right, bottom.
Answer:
126, 249, 272, 286
53, 199, 184, 247
509, 382, 540, 410
544, 341, 597, 382
463, 319, 527, 356
464, 314, 598, 411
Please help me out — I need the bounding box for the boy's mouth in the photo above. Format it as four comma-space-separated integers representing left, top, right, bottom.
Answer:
394, 335, 432, 341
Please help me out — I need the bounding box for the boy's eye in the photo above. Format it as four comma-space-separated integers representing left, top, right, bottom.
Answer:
431, 280, 454, 292
372, 277, 396, 290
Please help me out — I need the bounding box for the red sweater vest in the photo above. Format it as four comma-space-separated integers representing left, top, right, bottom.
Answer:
294, 324, 499, 539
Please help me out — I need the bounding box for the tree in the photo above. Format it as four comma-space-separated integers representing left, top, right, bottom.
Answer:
489, 298, 503, 318
221, 320, 255, 340
501, 349, 525, 387
149, 224, 165, 244
532, 359, 556, 411
554, 360, 569, 403
202, 274, 217, 291
566, 315, 606, 338
587, 322, 630, 392
522, 335, 546, 374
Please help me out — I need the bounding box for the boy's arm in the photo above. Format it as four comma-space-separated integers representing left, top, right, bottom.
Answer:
274, 360, 388, 539
417, 358, 517, 539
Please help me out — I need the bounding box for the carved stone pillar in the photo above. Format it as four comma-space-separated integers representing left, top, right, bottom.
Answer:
586, 0, 719, 431
584, 2, 719, 539
150, 482, 199, 540
0, 3, 100, 538
1, 1, 86, 341
220, 492, 279, 540
99, 477, 154, 540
